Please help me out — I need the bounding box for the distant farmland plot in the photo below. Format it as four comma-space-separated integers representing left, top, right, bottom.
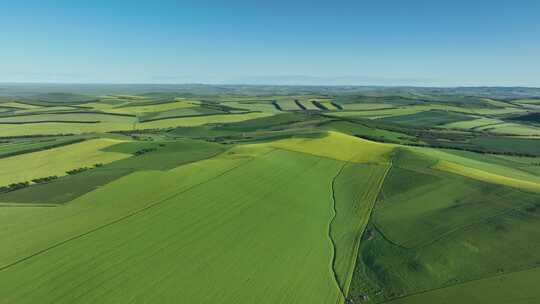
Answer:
137, 112, 272, 128
443, 117, 502, 129
0, 121, 136, 136
507, 112, 540, 124
0, 112, 272, 136
0, 138, 130, 187
138, 107, 226, 122
28, 92, 97, 104
0, 112, 135, 124
107, 100, 199, 114
477, 122, 540, 136
466, 107, 527, 115
222, 101, 282, 113
468, 136, 540, 155
299, 100, 320, 110
277, 100, 302, 111
319, 100, 338, 110
0, 136, 86, 158
5, 106, 79, 116
513, 98, 540, 104
0, 102, 42, 109
341, 103, 396, 111
328, 107, 424, 119
378, 110, 474, 127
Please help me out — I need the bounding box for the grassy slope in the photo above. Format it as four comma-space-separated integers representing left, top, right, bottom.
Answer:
255, 131, 394, 163
0, 131, 395, 304
387, 266, 540, 304
411, 146, 540, 184
434, 160, 540, 192
0, 151, 249, 268
253, 132, 394, 299
320, 121, 418, 144
348, 148, 540, 303
3, 92, 540, 303
331, 163, 389, 297
0, 148, 344, 304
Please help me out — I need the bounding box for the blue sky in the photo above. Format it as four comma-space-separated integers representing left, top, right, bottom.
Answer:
1, 0, 539, 86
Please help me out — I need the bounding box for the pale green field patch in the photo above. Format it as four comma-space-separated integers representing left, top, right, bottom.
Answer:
443, 117, 502, 129
434, 160, 540, 193
0, 112, 273, 136
250, 131, 394, 164
0, 139, 131, 187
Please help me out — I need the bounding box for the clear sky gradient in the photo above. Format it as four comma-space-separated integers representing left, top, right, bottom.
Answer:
1, 0, 539, 86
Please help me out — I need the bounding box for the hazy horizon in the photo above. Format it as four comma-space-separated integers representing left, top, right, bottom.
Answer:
1, 81, 539, 89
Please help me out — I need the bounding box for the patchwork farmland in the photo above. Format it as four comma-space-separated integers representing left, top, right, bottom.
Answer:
1, 84, 540, 303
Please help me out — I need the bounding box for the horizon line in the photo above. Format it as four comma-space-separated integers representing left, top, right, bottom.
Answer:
0, 81, 539, 89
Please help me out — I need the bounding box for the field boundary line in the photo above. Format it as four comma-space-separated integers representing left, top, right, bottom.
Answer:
269, 146, 388, 166
343, 162, 392, 298
329, 162, 348, 304
396, 198, 540, 250
329, 159, 393, 304
0, 203, 58, 208
0, 150, 273, 273
138, 110, 256, 123
380, 263, 540, 303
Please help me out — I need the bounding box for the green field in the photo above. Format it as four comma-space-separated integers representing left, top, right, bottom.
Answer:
477, 122, 540, 136
0, 112, 135, 123
1, 84, 540, 303
388, 267, 540, 304
0, 136, 87, 158
0, 112, 272, 136
299, 100, 321, 110
277, 99, 302, 111
378, 110, 474, 127
443, 117, 502, 129
0, 136, 395, 304
0, 148, 345, 303
0, 138, 131, 187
